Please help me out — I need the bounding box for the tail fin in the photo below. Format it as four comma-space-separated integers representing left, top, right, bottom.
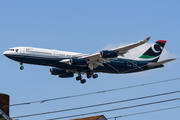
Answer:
139, 40, 166, 62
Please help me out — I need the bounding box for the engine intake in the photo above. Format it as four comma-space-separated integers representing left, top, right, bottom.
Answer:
100, 50, 118, 58
69, 58, 87, 66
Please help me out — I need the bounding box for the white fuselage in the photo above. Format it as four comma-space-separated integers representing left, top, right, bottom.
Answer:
3, 47, 88, 61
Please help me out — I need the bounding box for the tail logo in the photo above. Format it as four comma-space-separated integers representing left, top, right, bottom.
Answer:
139, 40, 166, 60
152, 43, 163, 53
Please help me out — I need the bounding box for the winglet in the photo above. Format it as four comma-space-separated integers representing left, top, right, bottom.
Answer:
142, 36, 151, 43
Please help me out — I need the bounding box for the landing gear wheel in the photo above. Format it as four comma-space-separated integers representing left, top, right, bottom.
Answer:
76, 73, 86, 84
76, 76, 81, 81
80, 79, 86, 84
93, 74, 98, 79
20, 66, 24, 70
87, 74, 91, 79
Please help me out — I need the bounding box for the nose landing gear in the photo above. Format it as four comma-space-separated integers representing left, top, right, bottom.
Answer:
19, 62, 24, 70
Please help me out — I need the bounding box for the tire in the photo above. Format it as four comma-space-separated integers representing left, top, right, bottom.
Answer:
81, 79, 86, 84
20, 66, 24, 70
93, 74, 98, 79
87, 74, 91, 78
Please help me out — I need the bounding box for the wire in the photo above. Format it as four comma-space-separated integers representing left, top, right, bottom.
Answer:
107, 106, 180, 119
2, 106, 180, 120
45, 97, 180, 120
3, 77, 180, 108
11, 90, 180, 119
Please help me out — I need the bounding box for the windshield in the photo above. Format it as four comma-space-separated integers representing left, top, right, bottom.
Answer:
8, 49, 19, 52
8, 49, 14, 51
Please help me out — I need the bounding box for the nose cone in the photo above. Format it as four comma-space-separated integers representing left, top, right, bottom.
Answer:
3, 51, 8, 57
3, 50, 18, 61
3, 51, 11, 58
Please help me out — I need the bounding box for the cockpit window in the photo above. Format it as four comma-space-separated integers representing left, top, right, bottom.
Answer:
8, 48, 19, 52
15, 49, 19, 52
8, 49, 14, 51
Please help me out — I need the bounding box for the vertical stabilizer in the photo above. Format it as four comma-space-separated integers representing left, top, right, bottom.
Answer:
139, 40, 166, 62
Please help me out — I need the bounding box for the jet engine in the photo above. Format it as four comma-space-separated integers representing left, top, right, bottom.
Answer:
69, 58, 87, 66
100, 50, 118, 58
50, 68, 67, 75
50, 68, 74, 78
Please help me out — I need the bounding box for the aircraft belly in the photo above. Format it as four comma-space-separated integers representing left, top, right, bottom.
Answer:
53, 62, 90, 72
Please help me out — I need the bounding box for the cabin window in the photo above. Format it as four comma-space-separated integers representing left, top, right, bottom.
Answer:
26, 48, 51, 55
59, 54, 65, 56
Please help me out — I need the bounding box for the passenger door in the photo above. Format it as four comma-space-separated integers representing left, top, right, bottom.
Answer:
20, 48, 25, 54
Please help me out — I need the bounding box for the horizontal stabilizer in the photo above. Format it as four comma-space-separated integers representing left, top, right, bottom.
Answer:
148, 58, 177, 67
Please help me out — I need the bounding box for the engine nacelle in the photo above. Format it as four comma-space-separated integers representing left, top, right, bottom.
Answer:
50, 68, 67, 75
50, 68, 74, 78
100, 50, 118, 58
58, 72, 74, 78
69, 58, 87, 66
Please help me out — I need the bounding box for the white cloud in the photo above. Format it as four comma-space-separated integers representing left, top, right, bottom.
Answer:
124, 43, 152, 59
99, 43, 120, 51
159, 48, 177, 61
99, 42, 176, 61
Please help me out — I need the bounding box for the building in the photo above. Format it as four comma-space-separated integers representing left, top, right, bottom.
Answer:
72, 115, 107, 120
0, 93, 12, 120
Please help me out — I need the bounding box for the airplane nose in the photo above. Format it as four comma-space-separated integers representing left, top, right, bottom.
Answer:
3, 51, 8, 57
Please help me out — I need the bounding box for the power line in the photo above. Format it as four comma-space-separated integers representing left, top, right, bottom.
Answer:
46, 97, 180, 120
11, 90, 180, 119
2, 106, 180, 120
4, 77, 180, 108
107, 105, 180, 119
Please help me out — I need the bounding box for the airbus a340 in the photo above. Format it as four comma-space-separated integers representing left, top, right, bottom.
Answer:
3, 37, 176, 84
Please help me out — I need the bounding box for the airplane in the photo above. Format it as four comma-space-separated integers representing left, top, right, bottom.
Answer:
3, 37, 176, 84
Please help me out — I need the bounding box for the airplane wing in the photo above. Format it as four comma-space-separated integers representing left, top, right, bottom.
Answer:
79, 36, 151, 69
148, 58, 177, 67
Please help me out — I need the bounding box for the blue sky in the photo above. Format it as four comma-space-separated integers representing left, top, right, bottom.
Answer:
0, 0, 180, 120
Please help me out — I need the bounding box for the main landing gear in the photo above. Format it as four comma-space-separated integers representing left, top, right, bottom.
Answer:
76, 71, 98, 84
87, 70, 98, 79
76, 74, 86, 84
87, 73, 98, 79
19, 62, 24, 70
